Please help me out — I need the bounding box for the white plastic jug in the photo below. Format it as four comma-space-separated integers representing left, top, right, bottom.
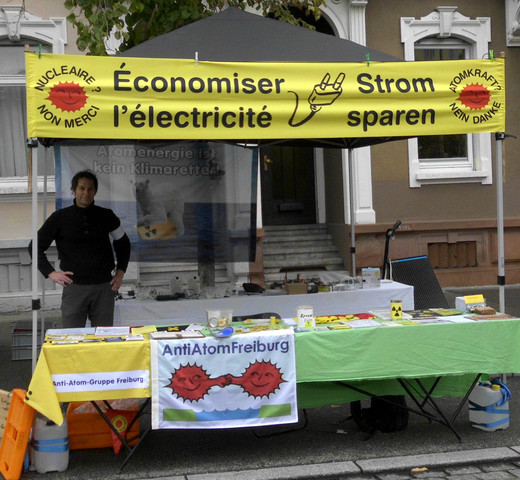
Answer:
468, 379, 511, 431
31, 413, 69, 473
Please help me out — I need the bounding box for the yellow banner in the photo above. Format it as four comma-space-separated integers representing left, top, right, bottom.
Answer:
26, 341, 151, 425
26, 53, 505, 140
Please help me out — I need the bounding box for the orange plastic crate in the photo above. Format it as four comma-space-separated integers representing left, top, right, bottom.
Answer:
66, 401, 140, 450
0, 389, 35, 480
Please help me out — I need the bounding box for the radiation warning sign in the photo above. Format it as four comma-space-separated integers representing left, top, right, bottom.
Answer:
391, 299, 403, 320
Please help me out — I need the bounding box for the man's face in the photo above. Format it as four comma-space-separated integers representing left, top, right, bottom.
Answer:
73, 178, 96, 208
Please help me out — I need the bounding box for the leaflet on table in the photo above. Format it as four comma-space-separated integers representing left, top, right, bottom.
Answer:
443, 316, 475, 323
345, 319, 383, 328
411, 318, 452, 324
427, 308, 464, 316
47, 327, 95, 335
183, 323, 205, 331
149, 330, 205, 339
126, 334, 145, 341
369, 310, 413, 320
47, 334, 87, 344
130, 325, 157, 334
95, 326, 131, 336
465, 313, 514, 321
148, 323, 206, 339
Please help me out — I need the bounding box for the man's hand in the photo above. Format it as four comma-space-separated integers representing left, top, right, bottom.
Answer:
48, 271, 73, 287
110, 269, 125, 291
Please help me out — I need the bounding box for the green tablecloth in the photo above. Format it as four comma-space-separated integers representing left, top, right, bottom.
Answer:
28, 317, 520, 421
295, 317, 520, 408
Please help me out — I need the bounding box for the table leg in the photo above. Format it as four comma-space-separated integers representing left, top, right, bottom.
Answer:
397, 378, 461, 441
90, 398, 152, 470
334, 375, 482, 442
449, 373, 481, 425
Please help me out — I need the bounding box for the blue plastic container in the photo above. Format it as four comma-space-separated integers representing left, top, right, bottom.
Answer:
31, 413, 69, 473
468, 379, 511, 431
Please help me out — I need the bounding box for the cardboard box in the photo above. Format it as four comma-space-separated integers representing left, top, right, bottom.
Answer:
66, 401, 140, 450
362, 267, 381, 288
285, 283, 308, 295
455, 296, 486, 312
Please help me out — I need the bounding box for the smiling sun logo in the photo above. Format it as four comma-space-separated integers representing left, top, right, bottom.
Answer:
165, 360, 286, 402
165, 363, 230, 402
228, 360, 286, 399
46, 81, 88, 112
457, 83, 491, 110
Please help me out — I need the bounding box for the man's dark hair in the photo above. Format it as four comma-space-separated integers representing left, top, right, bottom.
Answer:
71, 170, 98, 193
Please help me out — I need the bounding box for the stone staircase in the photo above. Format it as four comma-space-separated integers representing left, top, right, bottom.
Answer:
262, 224, 348, 284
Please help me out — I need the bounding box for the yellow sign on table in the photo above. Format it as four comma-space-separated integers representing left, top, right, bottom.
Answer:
391, 299, 403, 320
26, 341, 151, 425
464, 294, 486, 303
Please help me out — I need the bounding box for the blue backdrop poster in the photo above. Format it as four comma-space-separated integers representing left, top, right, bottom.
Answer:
54, 141, 258, 264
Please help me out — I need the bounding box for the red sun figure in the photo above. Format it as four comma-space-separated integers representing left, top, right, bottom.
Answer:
165, 363, 230, 402
46, 81, 88, 112
457, 83, 491, 110
227, 360, 285, 398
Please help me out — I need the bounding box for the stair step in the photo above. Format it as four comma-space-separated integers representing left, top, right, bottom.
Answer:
264, 245, 339, 256
262, 223, 347, 280
264, 261, 345, 272
263, 233, 334, 244
264, 256, 345, 269
264, 224, 328, 232
264, 253, 342, 266
140, 263, 227, 274
264, 240, 336, 251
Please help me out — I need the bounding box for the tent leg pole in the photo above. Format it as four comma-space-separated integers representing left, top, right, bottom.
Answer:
495, 133, 507, 385
29, 138, 40, 373
40, 147, 49, 347
348, 148, 356, 276
495, 133, 505, 314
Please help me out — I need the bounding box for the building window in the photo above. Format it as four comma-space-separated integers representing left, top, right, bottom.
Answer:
0, 7, 67, 194
401, 7, 492, 188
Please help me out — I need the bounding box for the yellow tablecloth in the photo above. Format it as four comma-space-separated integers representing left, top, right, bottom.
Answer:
26, 340, 150, 424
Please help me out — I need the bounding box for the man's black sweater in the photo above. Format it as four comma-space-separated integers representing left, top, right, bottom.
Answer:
30, 201, 131, 285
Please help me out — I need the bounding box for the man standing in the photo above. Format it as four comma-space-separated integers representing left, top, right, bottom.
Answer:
29, 170, 131, 328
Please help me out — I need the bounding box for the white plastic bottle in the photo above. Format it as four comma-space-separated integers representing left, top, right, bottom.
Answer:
468, 381, 510, 431
31, 413, 69, 473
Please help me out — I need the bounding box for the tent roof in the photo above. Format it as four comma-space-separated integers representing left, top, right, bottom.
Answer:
122, 7, 400, 63
119, 8, 405, 148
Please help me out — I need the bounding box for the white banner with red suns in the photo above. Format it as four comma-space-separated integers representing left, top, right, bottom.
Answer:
150, 329, 297, 429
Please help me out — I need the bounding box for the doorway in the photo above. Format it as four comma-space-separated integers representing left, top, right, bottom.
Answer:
260, 9, 333, 227
260, 145, 316, 226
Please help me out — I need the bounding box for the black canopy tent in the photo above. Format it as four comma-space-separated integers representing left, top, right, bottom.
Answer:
30, 7, 406, 368
29, 7, 507, 368
122, 7, 395, 64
